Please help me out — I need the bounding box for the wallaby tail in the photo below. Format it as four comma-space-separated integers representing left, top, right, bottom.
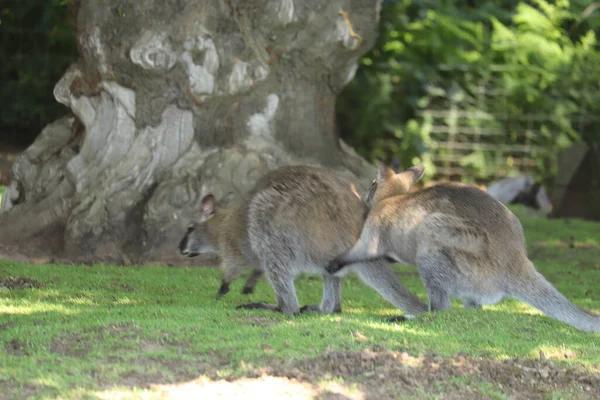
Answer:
347, 259, 428, 317
512, 263, 600, 333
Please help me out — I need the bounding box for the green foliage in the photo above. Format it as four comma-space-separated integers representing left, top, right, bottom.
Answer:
0, 1, 76, 141
1, 208, 600, 397
337, 0, 600, 184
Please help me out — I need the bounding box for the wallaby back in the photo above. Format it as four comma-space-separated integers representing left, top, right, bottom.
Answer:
246, 166, 367, 269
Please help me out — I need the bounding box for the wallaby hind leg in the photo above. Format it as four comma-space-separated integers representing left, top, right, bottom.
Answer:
242, 269, 263, 295
424, 283, 451, 312
348, 258, 428, 318
237, 263, 300, 315
417, 250, 453, 312
300, 274, 343, 314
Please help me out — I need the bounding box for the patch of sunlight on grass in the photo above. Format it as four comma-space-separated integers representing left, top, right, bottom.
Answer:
340, 307, 370, 315
31, 377, 59, 390
113, 297, 141, 306
535, 238, 599, 248
357, 319, 439, 336
0, 302, 79, 315
135, 376, 367, 400
485, 299, 544, 316
533, 345, 581, 361
477, 347, 516, 361
65, 297, 98, 306
580, 237, 599, 246
513, 305, 544, 316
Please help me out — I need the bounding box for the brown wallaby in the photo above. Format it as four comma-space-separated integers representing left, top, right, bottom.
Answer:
327, 162, 600, 333
178, 165, 427, 316
182, 192, 264, 299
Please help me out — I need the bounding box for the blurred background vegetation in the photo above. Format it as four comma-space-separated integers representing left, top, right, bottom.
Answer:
0, 0, 76, 146
1, 0, 599, 185
337, 0, 600, 185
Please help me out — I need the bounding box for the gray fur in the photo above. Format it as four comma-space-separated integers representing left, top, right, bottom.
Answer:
328, 162, 600, 333
179, 165, 428, 316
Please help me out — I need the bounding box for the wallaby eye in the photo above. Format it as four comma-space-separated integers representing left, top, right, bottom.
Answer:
367, 179, 378, 202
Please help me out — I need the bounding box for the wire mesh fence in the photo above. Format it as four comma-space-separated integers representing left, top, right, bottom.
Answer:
416, 60, 600, 183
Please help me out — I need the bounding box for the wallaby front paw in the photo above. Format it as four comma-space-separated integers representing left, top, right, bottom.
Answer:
241, 285, 254, 295
299, 304, 321, 313
326, 258, 345, 274
300, 304, 343, 314
215, 282, 230, 299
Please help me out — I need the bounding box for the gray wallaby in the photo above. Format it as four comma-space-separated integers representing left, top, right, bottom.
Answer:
186, 192, 265, 299
179, 165, 427, 316
326, 162, 600, 333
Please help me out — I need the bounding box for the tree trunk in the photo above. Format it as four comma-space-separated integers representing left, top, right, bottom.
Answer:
0, 0, 380, 264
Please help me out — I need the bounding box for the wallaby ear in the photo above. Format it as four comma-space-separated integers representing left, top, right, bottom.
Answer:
201, 194, 216, 217
407, 164, 425, 184
376, 160, 395, 182
218, 191, 235, 208
397, 165, 425, 189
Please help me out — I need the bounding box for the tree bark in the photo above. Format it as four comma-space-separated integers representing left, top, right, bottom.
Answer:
0, 0, 381, 263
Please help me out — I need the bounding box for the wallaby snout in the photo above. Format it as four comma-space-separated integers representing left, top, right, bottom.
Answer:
178, 226, 200, 258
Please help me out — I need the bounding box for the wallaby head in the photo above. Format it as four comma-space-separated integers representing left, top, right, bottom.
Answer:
179, 191, 261, 299
179, 193, 234, 257
366, 161, 425, 206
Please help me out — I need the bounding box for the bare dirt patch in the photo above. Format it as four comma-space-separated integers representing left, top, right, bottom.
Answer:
5, 338, 29, 356
0, 276, 44, 290
50, 335, 92, 357
50, 324, 190, 360
50, 323, 143, 357
93, 349, 600, 399
280, 349, 600, 399
0, 379, 57, 399
0, 321, 16, 331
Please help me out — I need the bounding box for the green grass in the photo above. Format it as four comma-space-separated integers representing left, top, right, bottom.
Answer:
0, 185, 5, 204
1, 205, 600, 398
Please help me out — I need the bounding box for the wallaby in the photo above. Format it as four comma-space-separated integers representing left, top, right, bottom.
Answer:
180, 193, 264, 299
178, 165, 427, 316
326, 162, 600, 333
